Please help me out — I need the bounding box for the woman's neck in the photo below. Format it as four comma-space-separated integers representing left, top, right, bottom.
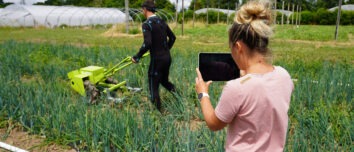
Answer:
244, 54, 273, 75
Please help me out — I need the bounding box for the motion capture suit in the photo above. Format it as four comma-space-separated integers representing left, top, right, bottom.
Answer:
133, 11, 176, 111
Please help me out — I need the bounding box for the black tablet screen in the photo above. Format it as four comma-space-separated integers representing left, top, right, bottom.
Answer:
198, 53, 240, 81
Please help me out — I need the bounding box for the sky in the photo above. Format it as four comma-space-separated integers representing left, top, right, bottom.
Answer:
4, 0, 45, 5
4, 0, 192, 10
169, 0, 192, 11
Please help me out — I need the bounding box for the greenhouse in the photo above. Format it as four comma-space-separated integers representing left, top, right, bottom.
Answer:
194, 8, 293, 17
329, 4, 354, 11
195, 8, 235, 16
0, 4, 130, 27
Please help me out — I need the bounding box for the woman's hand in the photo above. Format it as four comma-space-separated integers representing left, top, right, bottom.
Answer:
195, 68, 227, 131
195, 68, 212, 94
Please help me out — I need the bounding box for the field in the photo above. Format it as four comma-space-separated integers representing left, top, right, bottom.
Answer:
0, 24, 353, 151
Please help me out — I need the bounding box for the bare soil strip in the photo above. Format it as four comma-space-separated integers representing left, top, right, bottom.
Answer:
0, 128, 74, 152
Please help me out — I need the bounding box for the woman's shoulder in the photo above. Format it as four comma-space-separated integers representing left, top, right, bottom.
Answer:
226, 75, 256, 89
274, 66, 292, 78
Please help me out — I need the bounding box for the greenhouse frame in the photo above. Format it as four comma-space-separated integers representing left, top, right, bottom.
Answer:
0, 4, 130, 27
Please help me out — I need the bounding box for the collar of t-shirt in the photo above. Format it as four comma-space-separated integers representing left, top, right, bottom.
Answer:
148, 14, 157, 18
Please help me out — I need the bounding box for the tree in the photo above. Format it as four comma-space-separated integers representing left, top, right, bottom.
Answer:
316, 0, 339, 9
0, 0, 5, 8
44, 0, 66, 5
189, 0, 240, 10
101, 0, 123, 7
129, 0, 175, 12
155, 0, 175, 11
345, 0, 354, 4
189, 0, 205, 10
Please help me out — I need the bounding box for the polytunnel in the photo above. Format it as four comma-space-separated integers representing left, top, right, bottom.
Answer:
0, 4, 131, 27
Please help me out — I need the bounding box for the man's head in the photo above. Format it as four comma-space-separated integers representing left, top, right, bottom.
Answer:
142, 0, 157, 17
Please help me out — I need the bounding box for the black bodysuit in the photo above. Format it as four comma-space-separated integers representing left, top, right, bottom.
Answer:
133, 15, 176, 110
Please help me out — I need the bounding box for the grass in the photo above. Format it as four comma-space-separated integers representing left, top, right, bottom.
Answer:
274, 25, 354, 41
0, 23, 353, 151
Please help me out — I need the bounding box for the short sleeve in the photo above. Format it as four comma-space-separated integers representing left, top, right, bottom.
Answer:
215, 81, 242, 123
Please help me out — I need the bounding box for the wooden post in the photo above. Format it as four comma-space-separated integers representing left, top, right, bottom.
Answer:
227, 0, 230, 24
282, 1, 284, 25
193, 0, 196, 27
291, 3, 294, 25
217, 0, 220, 23
235, 2, 238, 12
182, 0, 184, 35
295, 4, 298, 26
274, 0, 277, 24
335, 0, 343, 40
125, 0, 129, 33
175, 0, 178, 28
206, 0, 209, 25
299, 6, 301, 26
287, 0, 290, 24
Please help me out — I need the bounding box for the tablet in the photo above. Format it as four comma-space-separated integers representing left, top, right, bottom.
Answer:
198, 52, 240, 81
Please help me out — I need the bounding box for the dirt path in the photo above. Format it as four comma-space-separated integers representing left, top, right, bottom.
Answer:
273, 38, 354, 47
0, 128, 75, 152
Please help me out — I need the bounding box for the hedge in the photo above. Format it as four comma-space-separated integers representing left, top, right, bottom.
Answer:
289, 9, 353, 25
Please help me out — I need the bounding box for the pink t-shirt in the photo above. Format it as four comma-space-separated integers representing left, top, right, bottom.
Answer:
215, 66, 294, 152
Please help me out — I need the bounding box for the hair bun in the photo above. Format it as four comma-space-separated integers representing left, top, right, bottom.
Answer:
235, 0, 273, 38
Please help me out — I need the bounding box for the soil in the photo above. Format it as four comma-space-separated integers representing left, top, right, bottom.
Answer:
0, 128, 75, 152
101, 25, 142, 38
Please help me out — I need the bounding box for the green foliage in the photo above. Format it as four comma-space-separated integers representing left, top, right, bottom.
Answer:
155, 0, 175, 12
128, 0, 144, 8
228, 12, 235, 22
0, 2, 10, 8
316, 0, 340, 9
346, 0, 354, 4
297, 9, 354, 25
189, 0, 242, 10
156, 10, 175, 22
133, 13, 145, 22
275, 11, 284, 24
300, 11, 316, 25
340, 10, 354, 25
178, 10, 194, 23
128, 27, 140, 34
316, 8, 337, 25
195, 10, 229, 24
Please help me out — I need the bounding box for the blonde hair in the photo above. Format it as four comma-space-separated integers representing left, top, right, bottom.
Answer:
229, 0, 273, 56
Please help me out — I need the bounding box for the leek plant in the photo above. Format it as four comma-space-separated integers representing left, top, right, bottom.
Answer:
0, 41, 352, 151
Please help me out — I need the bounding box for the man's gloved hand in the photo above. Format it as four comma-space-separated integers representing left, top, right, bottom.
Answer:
131, 56, 140, 63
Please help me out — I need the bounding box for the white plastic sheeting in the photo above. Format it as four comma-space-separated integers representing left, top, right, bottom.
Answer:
329, 4, 354, 11
0, 142, 28, 152
194, 8, 235, 16
275, 9, 293, 17
195, 8, 294, 17
0, 4, 130, 27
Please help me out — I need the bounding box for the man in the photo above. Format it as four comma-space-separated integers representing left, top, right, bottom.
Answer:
132, 0, 176, 111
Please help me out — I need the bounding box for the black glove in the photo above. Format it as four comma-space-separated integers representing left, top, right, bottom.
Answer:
132, 55, 140, 63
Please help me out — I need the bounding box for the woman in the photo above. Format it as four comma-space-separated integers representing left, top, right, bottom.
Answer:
195, 1, 294, 151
